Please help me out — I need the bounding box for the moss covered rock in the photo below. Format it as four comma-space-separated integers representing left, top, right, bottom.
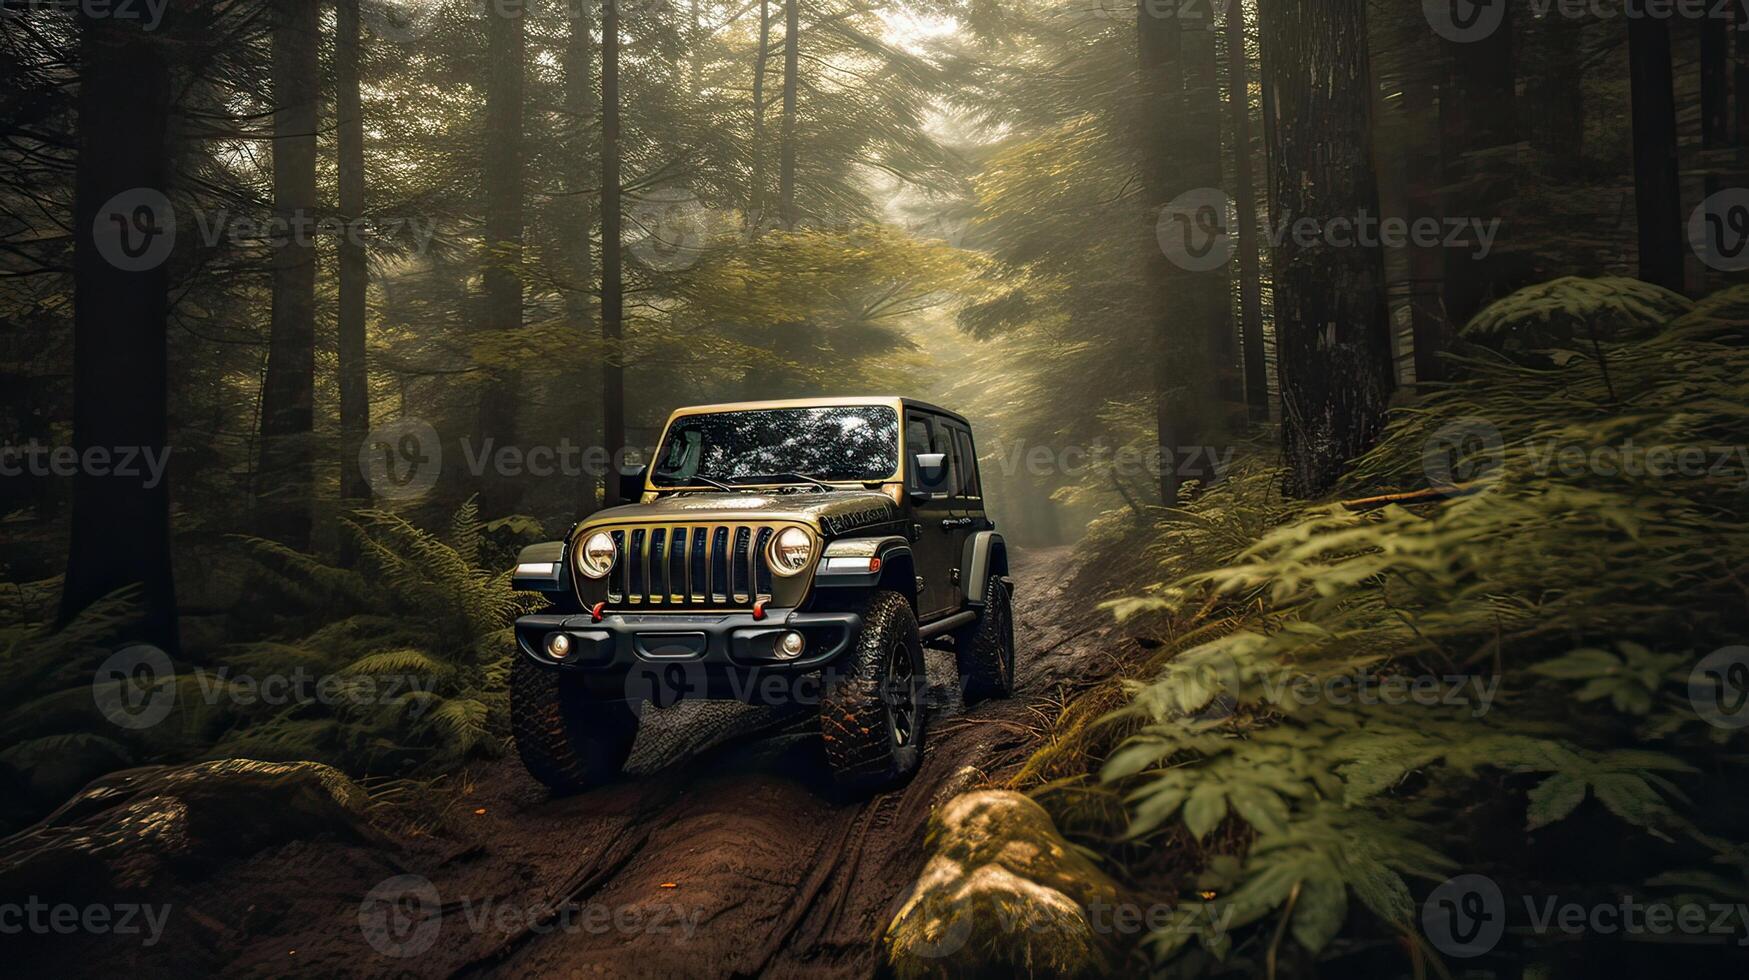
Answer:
885, 790, 1125, 979
1462, 276, 1692, 352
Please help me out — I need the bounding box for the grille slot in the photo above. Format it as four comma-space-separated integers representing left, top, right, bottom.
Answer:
599, 522, 784, 608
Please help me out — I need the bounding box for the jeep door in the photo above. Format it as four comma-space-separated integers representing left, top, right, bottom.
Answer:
903, 409, 958, 620
943, 420, 985, 595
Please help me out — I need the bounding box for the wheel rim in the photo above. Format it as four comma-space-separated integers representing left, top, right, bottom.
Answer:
887, 637, 917, 747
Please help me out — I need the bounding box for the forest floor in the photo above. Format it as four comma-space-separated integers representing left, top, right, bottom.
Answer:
64, 546, 1126, 980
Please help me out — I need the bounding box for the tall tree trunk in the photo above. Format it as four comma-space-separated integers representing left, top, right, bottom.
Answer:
1258, 0, 1396, 497
61, 14, 179, 650
1627, 12, 1685, 292
336, 0, 370, 506
257, 0, 319, 548
750, 0, 770, 229
475, 1, 526, 514
1524, 11, 1585, 182
1224, 3, 1267, 423
1138, 0, 1187, 507
778, 0, 799, 230
601, 0, 627, 502
1140, 3, 1230, 505
1738, 6, 1749, 163
563, 1, 600, 507
1702, 13, 1730, 290
1439, 2, 1519, 344
1186, 10, 1240, 431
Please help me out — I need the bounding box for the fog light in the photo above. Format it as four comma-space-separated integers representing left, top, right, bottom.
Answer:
775, 631, 806, 660
546, 633, 572, 659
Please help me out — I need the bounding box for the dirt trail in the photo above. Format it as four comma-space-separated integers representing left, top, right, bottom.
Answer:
90, 547, 1115, 979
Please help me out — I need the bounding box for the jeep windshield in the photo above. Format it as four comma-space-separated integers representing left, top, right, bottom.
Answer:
651, 405, 901, 488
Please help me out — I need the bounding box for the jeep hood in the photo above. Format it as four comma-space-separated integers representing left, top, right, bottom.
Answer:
576, 490, 902, 537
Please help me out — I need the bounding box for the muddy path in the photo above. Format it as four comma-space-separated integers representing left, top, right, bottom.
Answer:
85, 547, 1120, 979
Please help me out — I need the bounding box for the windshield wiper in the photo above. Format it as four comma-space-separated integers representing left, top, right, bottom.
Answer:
665, 473, 735, 492
733, 472, 835, 490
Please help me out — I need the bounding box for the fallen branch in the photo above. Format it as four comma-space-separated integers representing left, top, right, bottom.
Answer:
1338, 482, 1482, 512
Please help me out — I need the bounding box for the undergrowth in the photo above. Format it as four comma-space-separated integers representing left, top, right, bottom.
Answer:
0, 499, 542, 831
1019, 279, 1749, 975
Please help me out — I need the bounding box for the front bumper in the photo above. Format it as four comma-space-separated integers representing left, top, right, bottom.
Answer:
514, 608, 861, 706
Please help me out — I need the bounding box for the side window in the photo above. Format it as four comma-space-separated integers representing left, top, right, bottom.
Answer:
904, 412, 935, 460
952, 428, 981, 498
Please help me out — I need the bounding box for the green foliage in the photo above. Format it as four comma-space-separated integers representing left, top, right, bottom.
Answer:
1461, 275, 1693, 350
0, 503, 541, 829
1045, 281, 1749, 970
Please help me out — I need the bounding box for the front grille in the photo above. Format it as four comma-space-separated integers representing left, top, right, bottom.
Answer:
605, 523, 778, 607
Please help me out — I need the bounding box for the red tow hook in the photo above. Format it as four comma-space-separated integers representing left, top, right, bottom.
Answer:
752, 598, 769, 621
590, 601, 606, 623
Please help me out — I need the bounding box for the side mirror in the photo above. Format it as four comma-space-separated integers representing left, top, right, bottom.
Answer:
910, 452, 949, 501
617, 464, 648, 503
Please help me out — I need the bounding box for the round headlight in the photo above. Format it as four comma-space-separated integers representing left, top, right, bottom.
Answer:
576, 531, 617, 579
768, 527, 814, 576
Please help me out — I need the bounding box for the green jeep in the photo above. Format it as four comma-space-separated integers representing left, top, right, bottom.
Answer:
508, 397, 1015, 793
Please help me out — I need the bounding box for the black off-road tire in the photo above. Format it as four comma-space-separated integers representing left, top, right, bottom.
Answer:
820, 590, 927, 793
510, 654, 640, 793
955, 576, 1016, 705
